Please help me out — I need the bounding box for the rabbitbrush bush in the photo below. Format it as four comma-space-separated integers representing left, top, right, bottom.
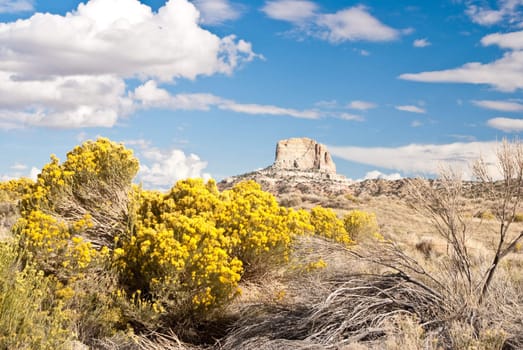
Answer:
343, 209, 381, 241
309, 206, 352, 245
0, 240, 72, 349
115, 179, 313, 317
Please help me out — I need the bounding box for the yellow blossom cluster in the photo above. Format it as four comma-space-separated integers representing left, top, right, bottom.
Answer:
309, 206, 352, 245
217, 181, 301, 267
343, 210, 382, 241
63, 138, 138, 191
16, 210, 105, 275
0, 178, 33, 202
14, 138, 139, 282
116, 179, 310, 312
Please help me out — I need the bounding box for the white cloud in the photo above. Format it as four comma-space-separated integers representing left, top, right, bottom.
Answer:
132, 80, 223, 111
399, 50, 523, 92
361, 170, 403, 181
472, 99, 523, 112
315, 100, 338, 109
337, 113, 364, 121
481, 30, 523, 49
10, 163, 27, 170
347, 100, 376, 110
220, 101, 320, 119
0, 0, 256, 81
1, 164, 39, 181
0, 73, 132, 128
193, 0, 242, 25
487, 117, 523, 132
466, 5, 505, 25
0, 0, 257, 129
132, 80, 321, 119
29, 167, 39, 180
127, 140, 211, 190
329, 141, 498, 177
401, 28, 523, 92
0, 0, 33, 13
411, 120, 423, 127
395, 105, 426, 114
262, 1, 399, 43
413, 38, 431, 47
261, 0, 318, 23
465, 0, 523, 26
316, 6, 399, 43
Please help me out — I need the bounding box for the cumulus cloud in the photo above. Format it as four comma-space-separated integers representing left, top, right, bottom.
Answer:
0, 0, 257, 129
347, 100, 376, 110
0, 0, 256, 80
262, 1, 399, 43
361, 170, 403, 181
316, 6, 399, 43
0, 0, 33, 13
0, 73, 132, 128
472, 99, 523, 112
1, 163, 39, 181
395, 105, 426, 114
487, 117, 523, 132
193, 0, 242, 25
132, 80, 320, 119
329, 141, 498, 178
465, 0, 523, 26
413, 38, 431, 47
127, 139, 211, 190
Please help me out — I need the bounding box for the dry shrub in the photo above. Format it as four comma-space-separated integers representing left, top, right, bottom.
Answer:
513, 213, 523, 222
415, 238, 434, 259
279, 195, 303, 208
219, 269, 442, 350
94, 330, 206, 350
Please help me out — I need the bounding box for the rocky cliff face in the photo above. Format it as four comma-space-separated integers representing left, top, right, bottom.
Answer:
219, 137, 351, 197
273, 138, 336, 173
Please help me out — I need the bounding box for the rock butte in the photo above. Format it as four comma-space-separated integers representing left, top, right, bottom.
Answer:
273, 138, 336, 173
218, 137, 352, 196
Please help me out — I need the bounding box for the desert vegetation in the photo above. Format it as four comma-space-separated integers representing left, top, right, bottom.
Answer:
1, 137, 523, 349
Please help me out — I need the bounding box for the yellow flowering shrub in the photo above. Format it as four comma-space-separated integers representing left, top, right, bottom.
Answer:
116, 180, 312, 316
343, 210, 382, 241
21, 137, 139, 248
216, 181, 298, 270
16, 210, 106, 278
309, 206, 352, 245
116, 214, 242, 313
0, 178, 34, 203
0, 241, 72, 349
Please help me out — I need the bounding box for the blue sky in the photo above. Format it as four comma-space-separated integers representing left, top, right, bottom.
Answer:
0, 0, 522, 188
